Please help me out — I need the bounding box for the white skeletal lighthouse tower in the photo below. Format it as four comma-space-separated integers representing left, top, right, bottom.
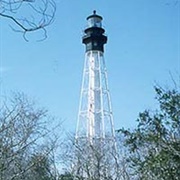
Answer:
74, 11, 118, 179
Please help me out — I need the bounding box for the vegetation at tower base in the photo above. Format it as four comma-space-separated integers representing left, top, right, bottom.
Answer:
1, 86, 179, 180
0, 0, 56, 40
0, 92, 61, 180
117, 85, 180, 180
59, 172, 73, 180
61, 135, 121, 180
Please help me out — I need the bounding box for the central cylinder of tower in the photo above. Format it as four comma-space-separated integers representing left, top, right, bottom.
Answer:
83, 11, 107, 141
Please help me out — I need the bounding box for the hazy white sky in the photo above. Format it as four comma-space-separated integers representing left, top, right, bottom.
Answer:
0, 0, 179, 132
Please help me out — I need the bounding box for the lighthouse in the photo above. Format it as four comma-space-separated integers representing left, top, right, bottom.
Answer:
74, 11, 119, 179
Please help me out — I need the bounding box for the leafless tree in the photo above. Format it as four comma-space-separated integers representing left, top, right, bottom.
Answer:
0, 92, 61, 179
0, 0, 56, 40
61, 134, 125, 180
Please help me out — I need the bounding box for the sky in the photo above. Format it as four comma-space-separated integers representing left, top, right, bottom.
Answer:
0, 0, 180, 133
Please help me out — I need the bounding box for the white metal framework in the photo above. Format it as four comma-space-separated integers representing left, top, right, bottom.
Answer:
75, 50, 116, 143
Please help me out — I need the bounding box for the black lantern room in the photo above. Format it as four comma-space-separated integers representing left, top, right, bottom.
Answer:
82, 11, 107, 52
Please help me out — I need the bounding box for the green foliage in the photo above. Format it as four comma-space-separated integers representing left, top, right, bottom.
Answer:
28, 153, 52, 180
59, 172, 73, 180
118, 86, 180, 179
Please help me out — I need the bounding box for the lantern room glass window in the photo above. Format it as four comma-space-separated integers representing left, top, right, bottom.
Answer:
88, 17, 102, 28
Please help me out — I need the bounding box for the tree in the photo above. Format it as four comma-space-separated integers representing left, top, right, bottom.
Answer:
0, 0, 56, 40
27, 153, 55, 180
0, 92, 60, 179
61, 134, 121, 180
59, 172, 73, 180
118, 85, 180, 179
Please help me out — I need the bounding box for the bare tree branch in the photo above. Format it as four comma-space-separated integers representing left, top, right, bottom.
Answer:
0, 0, 56, 40
0, 92, 61, 179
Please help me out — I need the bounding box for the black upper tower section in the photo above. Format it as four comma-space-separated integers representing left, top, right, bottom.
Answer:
82, 11, 107, 52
